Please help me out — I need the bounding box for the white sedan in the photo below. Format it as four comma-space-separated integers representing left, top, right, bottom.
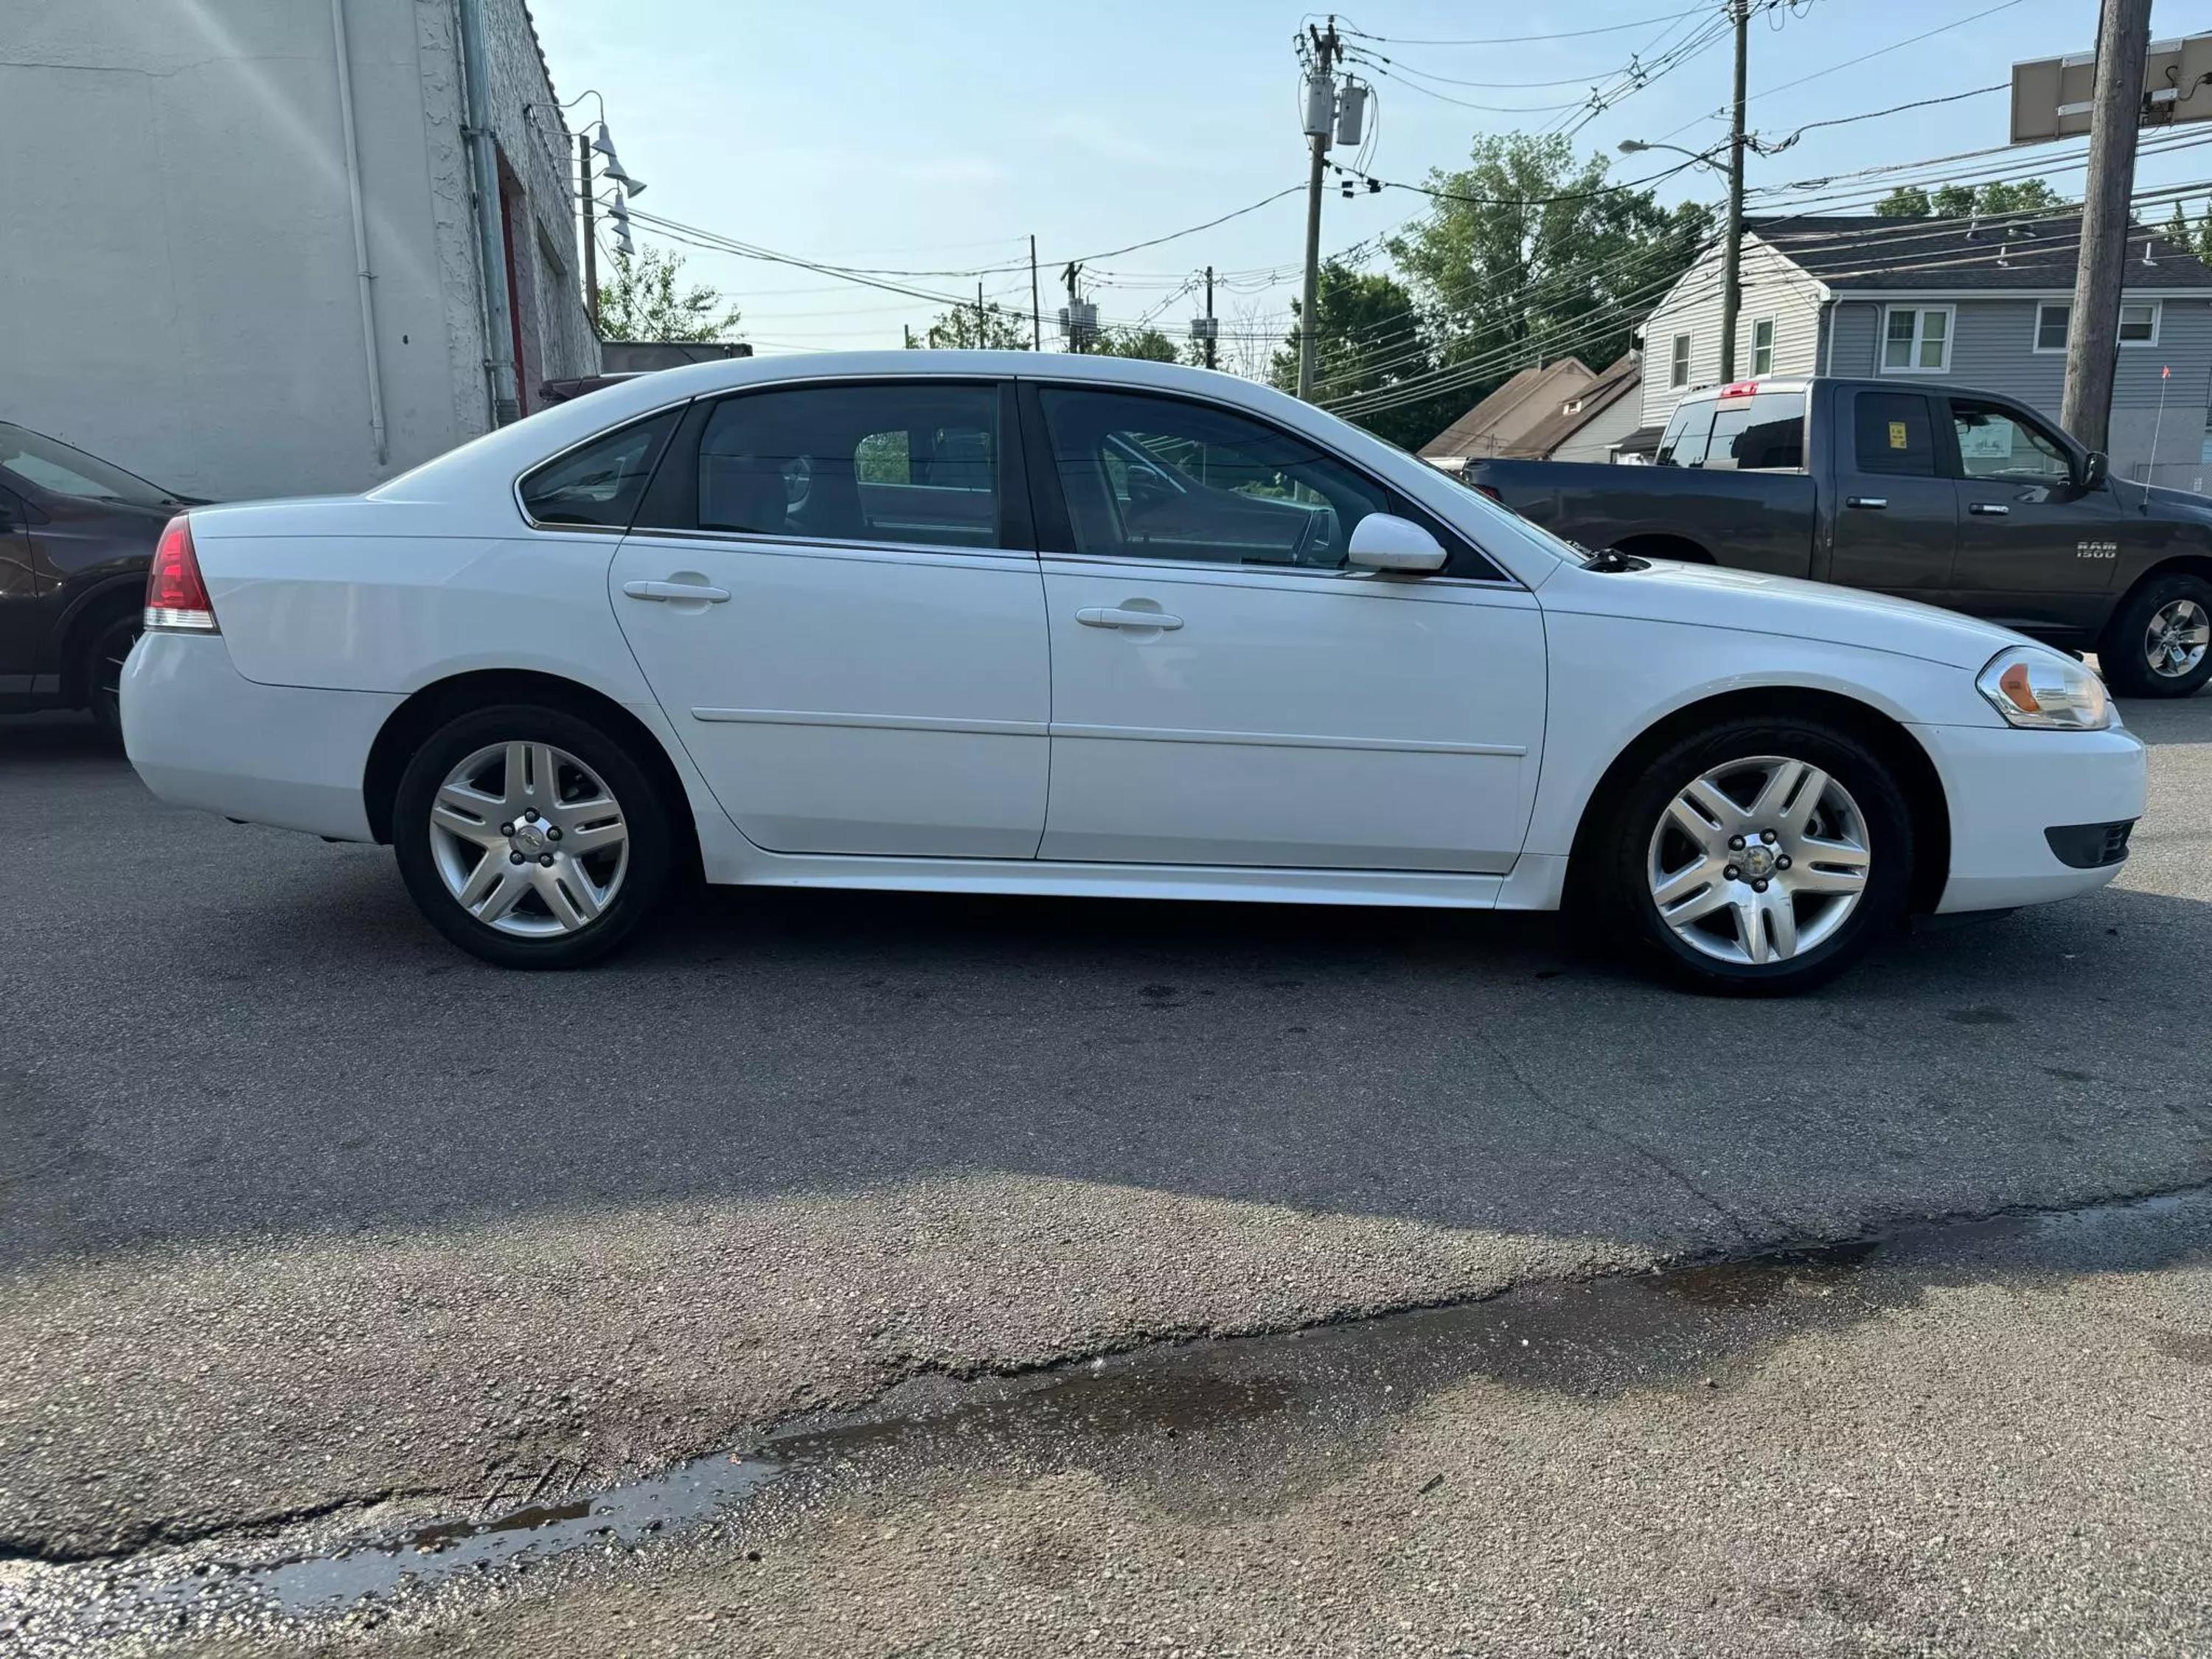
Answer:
122, 352, 2145, 992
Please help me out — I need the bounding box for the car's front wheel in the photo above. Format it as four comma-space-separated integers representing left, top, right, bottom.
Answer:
392, 703, 672, 968
81, 608, 142, 742
1596, 718, 1913, 995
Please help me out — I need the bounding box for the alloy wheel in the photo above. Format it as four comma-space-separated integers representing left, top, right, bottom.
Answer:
426, 741, 629, 936
2143, 598, 2210, 680
1646, 754, 1871, 967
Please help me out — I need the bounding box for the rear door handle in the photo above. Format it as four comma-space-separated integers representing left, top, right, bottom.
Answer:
1845, 496, 1888, 509
1077, 606, 1183, 631
623, 580, 730, 603
1968, 502, 2011, 516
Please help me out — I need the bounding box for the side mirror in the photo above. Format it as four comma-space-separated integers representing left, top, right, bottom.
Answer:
1346, 512, 1447, 574
2077, 449, 2109, 490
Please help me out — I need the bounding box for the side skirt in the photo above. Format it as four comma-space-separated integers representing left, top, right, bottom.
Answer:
712, 850, 1569, 913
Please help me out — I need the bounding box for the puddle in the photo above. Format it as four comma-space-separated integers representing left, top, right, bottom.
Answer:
139, 1449, 779, 1615
99, 1188, 2212, 1629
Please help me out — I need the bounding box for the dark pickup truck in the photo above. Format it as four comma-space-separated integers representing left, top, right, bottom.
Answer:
1465, 376, 2212, 698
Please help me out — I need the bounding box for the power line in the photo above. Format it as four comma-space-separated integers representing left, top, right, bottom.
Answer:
1338, 7, 1712, 47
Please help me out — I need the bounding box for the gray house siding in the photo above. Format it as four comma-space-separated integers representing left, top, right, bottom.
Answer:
1638, 235, 1823, 429
1826, 293, 2212, 482
1551, 392, 1645, 463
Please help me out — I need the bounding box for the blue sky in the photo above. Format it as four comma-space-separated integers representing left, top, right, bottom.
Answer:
529, 1, 2212, 359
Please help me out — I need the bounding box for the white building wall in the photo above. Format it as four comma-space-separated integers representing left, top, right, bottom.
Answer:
0, 0, 595, 501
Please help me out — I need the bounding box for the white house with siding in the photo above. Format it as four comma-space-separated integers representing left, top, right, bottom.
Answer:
0, 0, 598, 501
1635, 213, 2212, 486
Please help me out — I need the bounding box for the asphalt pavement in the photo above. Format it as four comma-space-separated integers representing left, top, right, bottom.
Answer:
4, 693, 2212, 1654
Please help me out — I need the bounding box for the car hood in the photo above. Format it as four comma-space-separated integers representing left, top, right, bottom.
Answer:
1540, 557, 2032, 672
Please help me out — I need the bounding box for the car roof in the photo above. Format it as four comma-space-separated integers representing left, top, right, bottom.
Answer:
370, 351, 1324, 504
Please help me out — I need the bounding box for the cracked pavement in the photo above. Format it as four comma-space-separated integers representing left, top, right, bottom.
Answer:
4, 692, 2212, 1651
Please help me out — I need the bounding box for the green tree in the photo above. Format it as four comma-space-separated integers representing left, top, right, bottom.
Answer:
1094, 325, 1180, 362
1266, 262, 1454, 450
1382, 133, 1709, 445
1875, 178, 2064, 219
909, 302, 1032, 350
594, 246, 742, 342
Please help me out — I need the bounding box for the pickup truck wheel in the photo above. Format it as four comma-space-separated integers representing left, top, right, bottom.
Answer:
392, 703, 672, 969
2100, 573, 2212, 698
1599, 718, 1911, 995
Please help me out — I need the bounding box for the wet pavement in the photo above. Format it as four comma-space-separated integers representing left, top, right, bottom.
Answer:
4, 692, 2212, 1653
9, 1188, 2212, 1653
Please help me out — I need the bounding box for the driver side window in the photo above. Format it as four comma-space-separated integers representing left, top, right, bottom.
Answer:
1947, 400, 2074, 487
1037, 387, 1387, 568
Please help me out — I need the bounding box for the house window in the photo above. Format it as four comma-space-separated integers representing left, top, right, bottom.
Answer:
2034, 299, 2160, 352
1881, 305, 1952, 374
1750, 317, 1775, 377
1670, 333, 1691, 389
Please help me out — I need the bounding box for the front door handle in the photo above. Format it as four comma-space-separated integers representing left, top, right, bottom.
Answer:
1845, 495, 1888, 509
623, 580, 730, 603
1077, 605, 1184, 631
1968, 501, 2011, 516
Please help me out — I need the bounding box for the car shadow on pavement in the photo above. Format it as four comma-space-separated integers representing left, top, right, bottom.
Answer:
10, 743, 2212, 1279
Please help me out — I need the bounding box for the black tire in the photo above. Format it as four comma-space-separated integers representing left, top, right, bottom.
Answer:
2098, 571, 2212, 698
392, 702, 672, 969
80, 608, 142, 742
1593, 717, 1913, 996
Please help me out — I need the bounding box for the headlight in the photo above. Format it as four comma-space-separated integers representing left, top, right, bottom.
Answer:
1975, 646, 2112, 731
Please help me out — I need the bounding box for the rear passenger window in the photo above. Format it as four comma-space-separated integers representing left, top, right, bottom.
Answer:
1853, 392, 1936, 477
519, 410, 679, 528
692, 383, 1000, 549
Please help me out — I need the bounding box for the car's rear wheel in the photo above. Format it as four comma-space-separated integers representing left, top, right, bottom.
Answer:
1596, 718, 1913, 995
80, 609, 142, 742
392, 703, 671, 968
2099, 572, 2212, 698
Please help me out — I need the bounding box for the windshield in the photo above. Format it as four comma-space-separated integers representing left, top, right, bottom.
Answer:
0, 422, 174, 508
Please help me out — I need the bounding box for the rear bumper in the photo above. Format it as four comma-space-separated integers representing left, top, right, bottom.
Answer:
121, 632, 398, 841
1910, 721, 2148, 914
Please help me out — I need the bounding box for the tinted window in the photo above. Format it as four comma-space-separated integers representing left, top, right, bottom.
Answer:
1851, 392, 1936, 478
1038, 387, 1387, 568
1700, 391, 1804, 471
1949, 400, 2073, 485
0, 423, 171, 508
520, 411, 678, 527
689, 383, 999, 549
1656, 402, 1715, 467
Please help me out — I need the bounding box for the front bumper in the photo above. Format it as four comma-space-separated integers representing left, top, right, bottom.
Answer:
122, 632, 400, 841
1910, 721, 2149, 914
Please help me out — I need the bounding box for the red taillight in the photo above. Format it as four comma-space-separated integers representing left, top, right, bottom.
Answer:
1473, 482, 1504, 504
145, 516, 218, 632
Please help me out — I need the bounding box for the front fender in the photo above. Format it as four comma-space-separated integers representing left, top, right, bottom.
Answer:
1523, 608, 1996, 858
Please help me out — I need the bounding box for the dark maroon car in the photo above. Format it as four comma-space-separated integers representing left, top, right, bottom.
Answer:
0, 422, 203, 737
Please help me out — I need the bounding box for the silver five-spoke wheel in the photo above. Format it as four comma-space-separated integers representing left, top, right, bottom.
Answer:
1646, 754, 1871, 967
2143, 597, 2210, 681
427, 741, 628, 936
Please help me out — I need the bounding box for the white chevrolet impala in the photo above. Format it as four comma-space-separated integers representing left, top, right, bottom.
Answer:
122, 352, 2145, 992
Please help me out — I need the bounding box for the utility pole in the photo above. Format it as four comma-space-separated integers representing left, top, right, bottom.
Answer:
1718, 0, 1749, 381
1063, 261, 1085, 352
1204, 265, 1217, 370
2062, 0, 2154, 454
1030, 234, 1042, 350
577, 132, 599, 335
1297, 16, 1342, 400
976, 280, 987, 345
